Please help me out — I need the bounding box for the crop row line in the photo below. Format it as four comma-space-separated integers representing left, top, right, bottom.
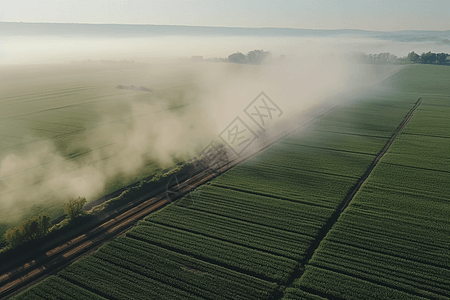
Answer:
277, 98, 423, 298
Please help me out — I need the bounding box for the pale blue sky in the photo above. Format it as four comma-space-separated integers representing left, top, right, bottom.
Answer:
0, 0, 449, 31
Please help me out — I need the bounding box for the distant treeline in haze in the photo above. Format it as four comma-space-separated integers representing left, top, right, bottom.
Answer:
354, 51, 450, 65
195, 49, 449, 66
192, 49, 278, 64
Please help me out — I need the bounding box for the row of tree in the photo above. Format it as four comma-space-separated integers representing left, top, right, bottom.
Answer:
191, 50, 274, 64
407, 51, 449, 64
227, 49, 272, 64
2, 163, 185, 250
355, 53, 400, 64
4, 197, 86, 249
354, 51, 449, 65
4, 215, 52, 248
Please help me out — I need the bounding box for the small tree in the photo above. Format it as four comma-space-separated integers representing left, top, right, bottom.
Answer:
227, 52, 247, 64
4, 227, 25, 248
65, 197, 87, 221
436, 53, 448, 64
408, 51, 420, 63
247, 49, 271, 64
420, 51, 437, 64
20, 218, 40, 241
38, 214, 52, 238
4, 214, 53, 248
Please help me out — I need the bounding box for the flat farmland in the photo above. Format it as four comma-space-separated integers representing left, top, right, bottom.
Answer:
0, 62, 405, 246
0, 63, 197, 166
284, 66, 450, 299
11, 64, 438, 299
0, 62, 202, 244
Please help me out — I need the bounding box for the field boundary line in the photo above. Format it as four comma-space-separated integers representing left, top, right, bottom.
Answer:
147, 206, 319, 239
357, 183, 450, 204
278, 98, 422, 299
307, 264, 446, 300
126, 234, 279, 284
279, 142, 379, 156
211, 184, 334, 209
314, 128, 393, 139
381, 161, 450, 175
402, 132, 450, 139
58, 275, 112, 300
245, 160, 363, 180
325, 238, 450, 272
338, 97, 422, 211
0, 102, 336, 299
143, 220, 302, 261
171, 205, 322, 238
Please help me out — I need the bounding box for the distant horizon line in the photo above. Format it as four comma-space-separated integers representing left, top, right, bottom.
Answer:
1, 21, 449, 33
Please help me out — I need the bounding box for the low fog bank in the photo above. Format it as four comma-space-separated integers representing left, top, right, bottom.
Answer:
0, 98, 215, 222
0, 36, 413, 223
1, 35, 449, 65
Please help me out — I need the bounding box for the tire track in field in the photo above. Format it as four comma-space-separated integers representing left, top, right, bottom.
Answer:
280, 98, 422, 298
338, 97, 422, 211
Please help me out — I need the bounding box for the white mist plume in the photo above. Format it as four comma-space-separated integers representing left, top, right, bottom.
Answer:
0, 38, 406, 224
0, 93, 217, 223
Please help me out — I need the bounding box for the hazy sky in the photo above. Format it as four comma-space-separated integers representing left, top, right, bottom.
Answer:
0, 0, 449, 31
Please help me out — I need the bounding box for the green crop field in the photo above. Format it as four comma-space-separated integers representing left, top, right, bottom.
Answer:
0, 62, 404, 246
11, 64, 450, 300
0, 62, 205, 244
283, 66, 450, 299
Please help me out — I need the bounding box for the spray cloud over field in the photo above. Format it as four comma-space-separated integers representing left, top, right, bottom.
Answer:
0, 34, 413, 224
